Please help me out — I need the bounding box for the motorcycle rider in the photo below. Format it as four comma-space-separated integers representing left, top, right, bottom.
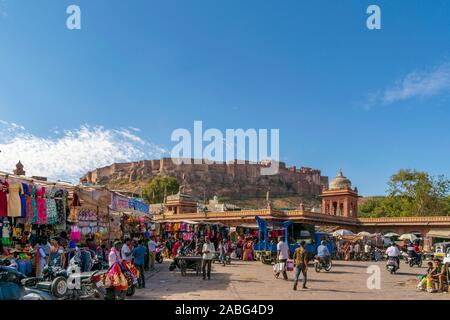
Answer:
317, 240, 331, 265
386, 243, 400, 269
109, 241, 122, 268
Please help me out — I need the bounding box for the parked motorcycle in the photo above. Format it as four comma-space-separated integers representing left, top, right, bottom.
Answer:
314, 256, 332, 272
41, 258, 97, 300
386, 257, 399, 274
0, 266, 54, 300
90, 254, 109, 271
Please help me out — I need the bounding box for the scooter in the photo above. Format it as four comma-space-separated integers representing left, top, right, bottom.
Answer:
386, 257, 399, 274
0, 266, 54, 300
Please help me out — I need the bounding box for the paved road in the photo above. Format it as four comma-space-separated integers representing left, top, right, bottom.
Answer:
131, 259, 450, 300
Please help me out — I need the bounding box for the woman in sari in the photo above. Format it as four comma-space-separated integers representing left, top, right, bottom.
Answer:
35, 239, 48, 277
236, 237, 243, 260
244, 237, 254, 261
344, 241, 350, 261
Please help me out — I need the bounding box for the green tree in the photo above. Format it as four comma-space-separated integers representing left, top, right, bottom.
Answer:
142, 176, 180, 204
387, 169, 449, 216
359, 169, 450, 217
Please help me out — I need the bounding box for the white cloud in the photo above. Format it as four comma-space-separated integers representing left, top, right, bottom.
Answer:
0, 121, 167, 183
365, 62, 450, 109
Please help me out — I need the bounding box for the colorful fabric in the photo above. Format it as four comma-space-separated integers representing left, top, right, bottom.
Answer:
55, 189, 68, 224
23, 184, 34, 223
31, 185, 38, 224
36, 186, 47, 224
0, 179, 9, 217
46, 188, 58, 225
7, 180, 23, 218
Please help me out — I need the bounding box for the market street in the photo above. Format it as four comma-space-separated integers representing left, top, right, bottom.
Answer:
130, 259, 450, 300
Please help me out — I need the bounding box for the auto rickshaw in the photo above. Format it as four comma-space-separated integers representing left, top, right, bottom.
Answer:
432, 242, 450, 260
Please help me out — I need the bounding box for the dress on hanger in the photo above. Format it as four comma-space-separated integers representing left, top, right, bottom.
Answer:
55, 189, 68, 224
46, 188, 58, 225
23, 184, 34, 223
31, 185, 38, 224
7, 180, 23, 218
35, 186, 47, 224
0, 179, 9, 217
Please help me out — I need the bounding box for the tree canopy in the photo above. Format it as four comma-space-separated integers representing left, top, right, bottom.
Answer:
359, 169, 450, 217
142, 176, 180, 204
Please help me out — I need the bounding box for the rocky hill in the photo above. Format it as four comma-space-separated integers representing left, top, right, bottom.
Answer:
80, 158, 328, 202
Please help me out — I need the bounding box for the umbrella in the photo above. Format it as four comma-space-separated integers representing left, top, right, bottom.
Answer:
357, 231, 373, 237
384, 232, 400, 238
399, 233, 418, 242
332, 229, 355, 237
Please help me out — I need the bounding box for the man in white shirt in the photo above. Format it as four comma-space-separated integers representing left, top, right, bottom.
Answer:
109, 241, 122, 267
277, 236, 289, 280
121, 238, 133, 261
201, 236, 216, 280
386, 243, 400, 269
148, 236, 157, 271
364, 243, 371, 260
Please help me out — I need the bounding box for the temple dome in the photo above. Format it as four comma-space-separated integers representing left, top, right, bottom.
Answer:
329, 168, 351, 190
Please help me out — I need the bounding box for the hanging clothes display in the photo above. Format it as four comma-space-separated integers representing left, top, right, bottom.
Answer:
0, 179, 9, 217
31, 185, 38, 224
7, 180, 23, 218
22, 184, 34, 223
54, 189, 68, 224
46, 187, 58, 225
35, 185, 47, 224
1, 219, 11, 246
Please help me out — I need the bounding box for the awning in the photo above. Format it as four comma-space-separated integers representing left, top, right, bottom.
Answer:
426, 229, 450, 239
237, 223, 259, 229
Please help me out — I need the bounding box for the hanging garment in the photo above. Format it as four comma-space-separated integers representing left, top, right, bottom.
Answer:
54, 189, 68, 224
70, 225, 81, 242
2, 220, 11, 246
20, 183, 28, 218
31, 185, 38, 224
72, 191, 81, 207
46, 188, 58, 225
7, 180, 23, 218
35, 186, 47, 224
23, 184, 34, 223
0, 179, 9, 217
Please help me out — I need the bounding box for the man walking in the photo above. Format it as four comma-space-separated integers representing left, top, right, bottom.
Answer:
133, 240, 146, 288
276, 236, 289, 280
293, 240, 308, 290
148, 236, 157, 271
121, 238, 133, 262
201, 236, 215, 280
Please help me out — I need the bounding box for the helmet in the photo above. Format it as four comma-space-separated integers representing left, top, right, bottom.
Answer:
321, 240, 326, 245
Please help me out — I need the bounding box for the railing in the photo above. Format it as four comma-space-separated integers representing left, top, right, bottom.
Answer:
153, 208, 358, 225
358, 216, 450, 224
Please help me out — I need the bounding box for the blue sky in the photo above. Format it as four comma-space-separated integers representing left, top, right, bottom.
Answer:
1, 0, 450, 195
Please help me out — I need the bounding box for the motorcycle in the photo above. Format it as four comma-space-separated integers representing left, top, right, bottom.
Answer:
90, 254, 109, 271
314, 255, 332, 272
386, 257, 399, 274
0, 265, 54, 300
405, 254, 423, 268
41, 257, 98, 300
91, 261, 138, 300
155, 246, 164, 264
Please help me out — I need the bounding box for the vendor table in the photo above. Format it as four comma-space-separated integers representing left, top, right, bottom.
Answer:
175, 256, 202, 276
